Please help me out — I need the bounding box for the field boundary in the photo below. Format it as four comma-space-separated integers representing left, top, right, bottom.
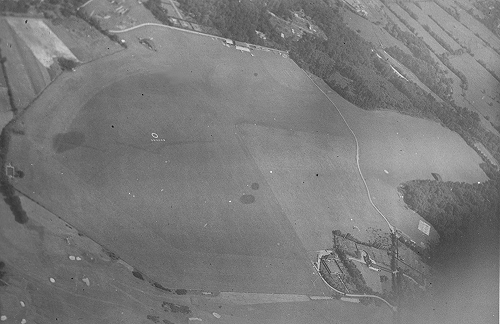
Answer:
108, 23, 289, 55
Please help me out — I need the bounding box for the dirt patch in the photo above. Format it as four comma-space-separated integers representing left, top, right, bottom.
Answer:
52, 131, 85, 153
251, 182, 259, 190
240, 194, 255, 204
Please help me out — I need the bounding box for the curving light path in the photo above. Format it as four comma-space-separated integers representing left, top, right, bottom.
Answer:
302, 72, 395, 234
311, 258, 397, 311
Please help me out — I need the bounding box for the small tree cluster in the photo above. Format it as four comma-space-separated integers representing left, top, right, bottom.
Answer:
57, 57, 78, 71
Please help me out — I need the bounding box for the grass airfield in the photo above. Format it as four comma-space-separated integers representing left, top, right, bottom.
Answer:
7, 24, 487, 304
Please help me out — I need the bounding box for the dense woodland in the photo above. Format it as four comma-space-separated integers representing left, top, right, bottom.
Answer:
400, 179, 499, 267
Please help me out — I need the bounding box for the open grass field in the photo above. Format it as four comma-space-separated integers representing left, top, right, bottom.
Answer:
6, 23, 488, 305
310, 75, 487, 244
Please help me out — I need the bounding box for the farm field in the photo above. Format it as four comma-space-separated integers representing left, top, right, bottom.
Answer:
453, 0, 486, 19
420, 1, 485, 50
420, 0, 500, 79
343, 10, 413, 55
405, 3, 462, 52
369, 0, 413, 33
388, 3, 448, 55
392, 3, 500, 130
6, 18, 78, 69
450, 53, 500, 124
377, 3, 470, 107
450, 0, 500, 52
46, 16, 123, 63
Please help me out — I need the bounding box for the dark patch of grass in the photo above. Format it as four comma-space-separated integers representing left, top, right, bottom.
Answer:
57, 57, 78, 71
102, 249, 119, 261
132, 270, 144, 280
146, 315, 160, 323
175, 288, 187, 295
153, 282, 172, 292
